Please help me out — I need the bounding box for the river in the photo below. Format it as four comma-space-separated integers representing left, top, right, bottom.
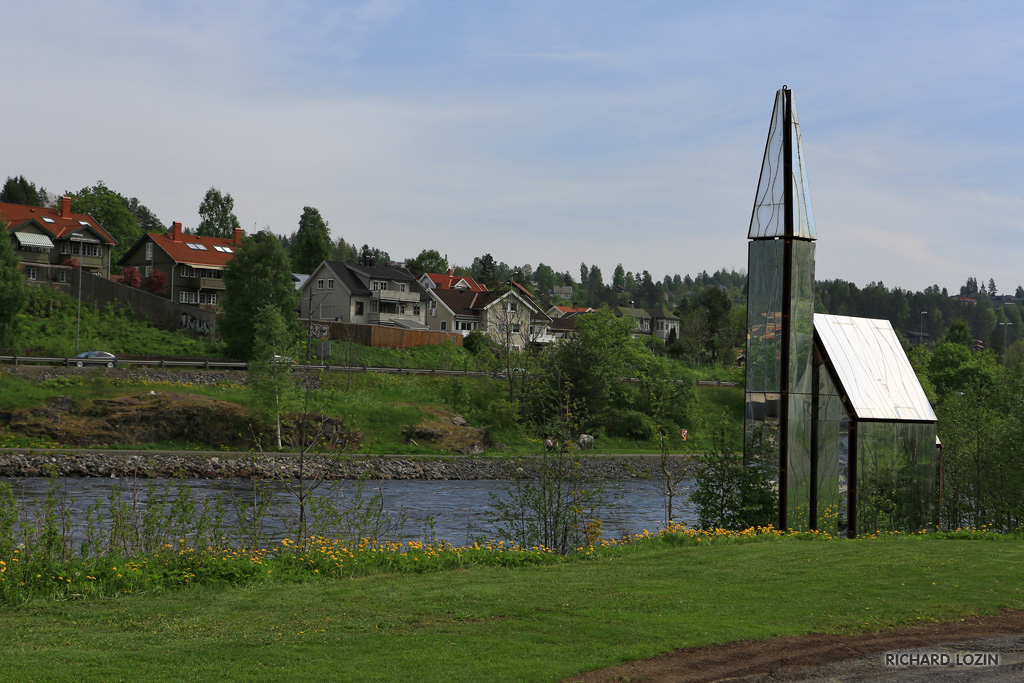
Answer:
1, 477, 699, 547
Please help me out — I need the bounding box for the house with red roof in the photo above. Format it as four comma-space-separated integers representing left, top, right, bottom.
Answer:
0, 196, 118, 284
418, 269, 488, 293
118, 221, 242, 307
546, 304, 594, 318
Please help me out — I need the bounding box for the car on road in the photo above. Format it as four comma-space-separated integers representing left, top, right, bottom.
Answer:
66, 351, 118, 368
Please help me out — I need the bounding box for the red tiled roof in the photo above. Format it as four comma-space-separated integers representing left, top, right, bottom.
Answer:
0, 200, 117, 245
143, 223, 243, 267
425, 272, 488, 292
554, 305, 592, 314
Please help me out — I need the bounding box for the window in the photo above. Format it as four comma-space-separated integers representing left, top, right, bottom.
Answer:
145, 266, 152, 278
399, 304, 406, 314
355, 301, 364, 316
57, 270, 68, 283
179, 291, 188, 303
317, 279, 324, 289
145, 243, 153, 260
372, 280, 388, 291
440, 321, 447, 330
213, 245, 233, 253
503, 301, 518, 312
413, 304, 420, 316
26, 266, 38, 280
186, 243, 208, 251
512, 324, 521, 333
199, 293, 217, 305
42, 217, 55, 224
371, 300, 379, 313
60, 242, 71, 255
327, 279, 334, 290
399, 282, 407, 292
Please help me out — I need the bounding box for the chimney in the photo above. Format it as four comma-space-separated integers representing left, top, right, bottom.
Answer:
170, 221, 182, 240
233, 227, 243, 245
448, 268, 453, 277
60, 196, 71, 218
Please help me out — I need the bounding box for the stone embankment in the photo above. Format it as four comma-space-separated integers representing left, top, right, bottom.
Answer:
0, 451, 695, 481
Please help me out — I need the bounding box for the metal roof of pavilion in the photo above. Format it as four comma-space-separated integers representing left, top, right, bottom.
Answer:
814, 314, 936, 422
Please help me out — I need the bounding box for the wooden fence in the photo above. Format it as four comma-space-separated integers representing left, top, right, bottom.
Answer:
306, 320, 463, 350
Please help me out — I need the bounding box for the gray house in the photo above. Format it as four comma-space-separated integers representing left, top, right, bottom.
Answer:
298, 261, 431, 329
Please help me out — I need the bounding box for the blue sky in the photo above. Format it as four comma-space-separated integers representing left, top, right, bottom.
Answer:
6, 1, 1024, 293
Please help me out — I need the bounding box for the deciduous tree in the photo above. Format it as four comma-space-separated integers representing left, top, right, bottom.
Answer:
67, 181, 142, 266
222, 230, 299, 360
197, 187, 241, 238
405, 249, 448, 277
0, 221, 27, 347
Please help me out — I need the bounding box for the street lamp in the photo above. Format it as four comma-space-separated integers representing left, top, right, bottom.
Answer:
919, 311, 928, 345
71, 232, 84, 353
999, 322, 1013, 363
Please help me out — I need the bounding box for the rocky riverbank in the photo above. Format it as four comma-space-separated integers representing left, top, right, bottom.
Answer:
0, 451, 695, 481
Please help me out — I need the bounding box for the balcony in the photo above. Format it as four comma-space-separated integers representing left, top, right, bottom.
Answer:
371, 288, 420, 304
178, 275, 226, 290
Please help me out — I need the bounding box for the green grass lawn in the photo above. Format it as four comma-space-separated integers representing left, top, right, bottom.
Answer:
2, 534, 1022, 682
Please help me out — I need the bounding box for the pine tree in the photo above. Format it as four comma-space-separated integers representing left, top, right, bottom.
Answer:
291, 206, 332, 273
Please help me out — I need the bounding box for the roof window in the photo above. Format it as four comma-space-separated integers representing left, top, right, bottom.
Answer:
42, 217, 56, 223
78, 220, 90, 226
187, 243, 209, 251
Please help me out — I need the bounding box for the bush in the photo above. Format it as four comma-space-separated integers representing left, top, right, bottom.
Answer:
605, 409, 656, 440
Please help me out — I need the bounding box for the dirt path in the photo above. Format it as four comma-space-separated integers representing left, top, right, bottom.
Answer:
565, 610, 1024, 682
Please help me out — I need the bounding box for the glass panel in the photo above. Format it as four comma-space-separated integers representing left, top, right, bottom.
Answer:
790, 97, 817, 240
745, 392, 780, 478
856, 421, 938, 533
746, 241, 783, 393
815, 369, 847, 535
789, 240, 816, 394
786, 393, 812, 530
748, 90, 786, 239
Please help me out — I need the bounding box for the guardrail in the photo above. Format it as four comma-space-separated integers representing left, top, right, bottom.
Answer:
0, 355, 493, 376
0, 356, 738, 385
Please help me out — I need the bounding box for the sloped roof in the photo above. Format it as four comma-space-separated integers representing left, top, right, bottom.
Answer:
144, 231, 240, 267
0, 201, 117, 245
321, 261, 430, 301
425, 272, 488, 292
814, 314, 935, 422
431, 288, 503, 317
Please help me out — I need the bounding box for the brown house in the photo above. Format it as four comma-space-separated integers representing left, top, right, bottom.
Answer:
118, 222, 243, 307
0, 196, 117, 284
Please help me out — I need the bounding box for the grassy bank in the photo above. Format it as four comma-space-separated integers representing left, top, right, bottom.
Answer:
0, 368, 745, 455
1, 530, 1022, 682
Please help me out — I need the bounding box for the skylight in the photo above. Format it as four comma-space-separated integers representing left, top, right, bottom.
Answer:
78, 220, 90, 226
186, 243, 209, 251
42, 217, 55, 223
213, 245, 233, 253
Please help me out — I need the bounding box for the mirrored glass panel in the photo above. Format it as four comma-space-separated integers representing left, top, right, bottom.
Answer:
856, 422, 938, 533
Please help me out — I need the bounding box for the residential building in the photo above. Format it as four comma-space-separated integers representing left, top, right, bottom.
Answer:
1, 196, 117, 283
427, 287, 548, 349
613, 306, 680, 341
419, 269, 488, 292
299, 261, 430, 328
546, 305, 593, 318
118, 221, 242, 307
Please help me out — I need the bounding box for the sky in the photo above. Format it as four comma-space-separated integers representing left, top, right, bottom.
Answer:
6, 1, 1024, 294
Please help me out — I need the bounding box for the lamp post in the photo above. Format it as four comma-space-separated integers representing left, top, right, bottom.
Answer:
919, 311, 928, 346
72, 232, 84, 353
999, 322, 1013, 363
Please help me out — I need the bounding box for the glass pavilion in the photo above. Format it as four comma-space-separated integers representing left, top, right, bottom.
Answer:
744, 87, 939, 537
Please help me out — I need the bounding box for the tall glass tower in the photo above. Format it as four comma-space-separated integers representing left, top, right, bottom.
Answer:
745, 87, 939, 536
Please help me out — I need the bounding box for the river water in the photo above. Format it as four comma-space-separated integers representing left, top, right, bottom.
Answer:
1, 477, 698, 547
